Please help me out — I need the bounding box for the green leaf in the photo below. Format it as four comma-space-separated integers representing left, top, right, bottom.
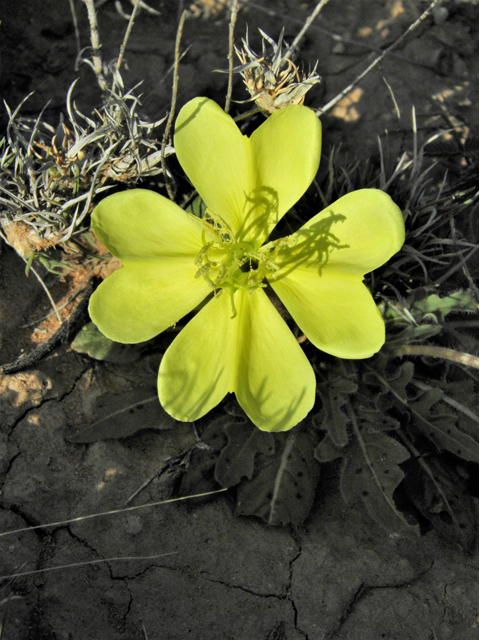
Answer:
410, 290, 478, 323
384, 290, 478, 326
66, 386, 175, 442
177, 416, 230, 497
71, 322, 144, 363
340, 427, 419, 539
315, 370, 357, 447
385, 324, 442, 348
235, 428, 320, 526
314, 434, 344, 462
215, 421, 275, 488
403, 455, 477, 552
369, 361, 478, 462
408, 387, 478, 463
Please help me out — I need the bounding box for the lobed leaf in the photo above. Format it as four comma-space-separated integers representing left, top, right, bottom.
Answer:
314, 434, 344, 462
236, 428, 320, 526
403, 455, 477, 552
66, 386, 175, 442
408, 387, 478, 463
315, 371, 357, 447
71, 322, 144, 363
410, 290, 478, 323
340, 427, 419, 538
215, 421, 275, 488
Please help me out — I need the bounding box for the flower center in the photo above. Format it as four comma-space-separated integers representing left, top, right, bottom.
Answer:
194, 208, 281, 317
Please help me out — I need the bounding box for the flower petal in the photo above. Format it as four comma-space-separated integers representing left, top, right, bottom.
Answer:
174, 97, 251, 237
234, 288, 316, 431
269, 267, 386, 359
273, 189, 404, 277
158, 288, 315, 431
246, 104, 321, 246
89, 189, 210, 343
158, 292, 236, 422
174, 98, 321, 247
89, 259, 211, 344
91, 189, 205, 260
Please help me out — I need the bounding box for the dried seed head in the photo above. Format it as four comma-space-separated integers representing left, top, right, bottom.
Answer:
234, 29, 321, 114
0, 68, 173, 270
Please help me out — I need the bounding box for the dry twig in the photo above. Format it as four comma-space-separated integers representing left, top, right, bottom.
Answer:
317, 0, 442, 114
161, 10, 188, 200
225, 0, 240, 114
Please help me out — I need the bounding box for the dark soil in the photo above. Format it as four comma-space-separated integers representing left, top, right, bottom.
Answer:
0, 1, 478, 639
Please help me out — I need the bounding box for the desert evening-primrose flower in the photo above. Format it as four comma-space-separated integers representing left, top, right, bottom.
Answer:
89, 97, 405, 432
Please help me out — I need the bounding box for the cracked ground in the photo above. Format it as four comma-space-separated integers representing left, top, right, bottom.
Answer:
0, 0, 478, 638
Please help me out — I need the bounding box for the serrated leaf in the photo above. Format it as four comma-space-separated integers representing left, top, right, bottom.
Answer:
411, 290, 478, 323
314, 434, 344, 462
369, 363, 478, 462
357, 407, 400, 432
340, 429, 419, 538
403, 456, 477, 552
384, 290, 478, 326
71, 322, 143, 363
235, 429, 320, 526
366, 359, 415, 404
408, 388, 478, 463
66, 386, 175, 442
215, 421, 275, 488
316, 372, 357, 447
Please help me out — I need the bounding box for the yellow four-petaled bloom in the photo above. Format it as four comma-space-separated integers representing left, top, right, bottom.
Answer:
89, 97, 405, 432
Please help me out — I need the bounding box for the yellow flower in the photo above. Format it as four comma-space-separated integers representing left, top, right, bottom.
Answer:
89, 97, 404, 432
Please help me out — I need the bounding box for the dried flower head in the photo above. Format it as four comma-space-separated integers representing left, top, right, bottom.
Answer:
234, 29, 321, 114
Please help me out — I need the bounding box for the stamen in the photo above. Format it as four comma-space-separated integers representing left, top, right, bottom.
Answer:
193, 207, 288, 316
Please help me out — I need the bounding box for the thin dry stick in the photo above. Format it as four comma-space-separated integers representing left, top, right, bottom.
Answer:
0, 489, 228, 539
317, 0, 441, 114
225, 0, 240, 114
68, 0, 82, 60
25, 262, 62, 325
117, 0, 142, 73
0, 553, 177, 582
283, 0, 333, 61
393, 345, 479, 369
82, 0, 109, 91
161, 9, 188, 200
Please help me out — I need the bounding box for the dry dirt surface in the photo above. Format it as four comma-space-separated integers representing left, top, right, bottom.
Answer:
0, 1, 478, 639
